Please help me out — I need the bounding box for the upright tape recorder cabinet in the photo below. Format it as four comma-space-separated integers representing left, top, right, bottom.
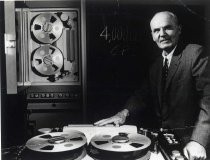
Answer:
4, 0, 87, 133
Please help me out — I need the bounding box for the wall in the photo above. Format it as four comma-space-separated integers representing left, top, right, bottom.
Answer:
86, 0, 207, 124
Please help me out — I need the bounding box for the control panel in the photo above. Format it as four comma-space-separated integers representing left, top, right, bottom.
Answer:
158, 130, 187, 160
27, 92, 80, 100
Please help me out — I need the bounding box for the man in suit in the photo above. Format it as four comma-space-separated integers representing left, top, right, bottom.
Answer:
95, 11, 210, 160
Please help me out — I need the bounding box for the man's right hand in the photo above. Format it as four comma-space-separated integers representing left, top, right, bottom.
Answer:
94, 109, 129, 126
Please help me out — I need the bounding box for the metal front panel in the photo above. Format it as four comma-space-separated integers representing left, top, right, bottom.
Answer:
16, 8, 81, 86
4, 1, 17, 94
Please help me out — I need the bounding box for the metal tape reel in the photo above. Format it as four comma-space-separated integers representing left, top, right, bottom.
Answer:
31, 45, 64, 76
26, 131, 87, 153
31, 13, 63, 44
89, 132, 151, 160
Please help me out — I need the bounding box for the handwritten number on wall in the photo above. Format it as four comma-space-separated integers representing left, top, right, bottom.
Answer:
99, 25, 138, 56
100, 25, 137, 43
100, 26, 110, 41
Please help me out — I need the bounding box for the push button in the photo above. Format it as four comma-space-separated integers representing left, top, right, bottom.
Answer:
58, 93, 63, 98
34, 94, 39, 98
30, 94, 34, 98
46, 93, 50, 98
41, 93, 45, 98
50, 93, 54, 98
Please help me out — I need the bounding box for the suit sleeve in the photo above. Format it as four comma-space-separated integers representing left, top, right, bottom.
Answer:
190, 46, 210, 148
124, 75, 151, 116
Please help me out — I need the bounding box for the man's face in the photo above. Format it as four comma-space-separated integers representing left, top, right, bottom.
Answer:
150, 13, 181, 52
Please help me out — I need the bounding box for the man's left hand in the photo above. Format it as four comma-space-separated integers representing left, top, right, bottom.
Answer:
183, 141, 206, 160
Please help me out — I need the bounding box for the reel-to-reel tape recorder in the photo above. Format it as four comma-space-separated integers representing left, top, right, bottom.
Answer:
3, 0, 87, 132
21, 125, 153, 160
2, 124, 187, 160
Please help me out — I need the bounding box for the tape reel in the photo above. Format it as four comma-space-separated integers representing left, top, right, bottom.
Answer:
26, 131, 87, 153
89, 132, 151, 160
31, 45, 63, 76
31, 13, 63, 44
23, 131, 87, 160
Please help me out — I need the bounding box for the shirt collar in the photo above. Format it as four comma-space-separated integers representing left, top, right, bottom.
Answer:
162, 46, 177, 66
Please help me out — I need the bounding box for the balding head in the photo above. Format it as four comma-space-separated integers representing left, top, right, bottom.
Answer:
150, 11, 179, 29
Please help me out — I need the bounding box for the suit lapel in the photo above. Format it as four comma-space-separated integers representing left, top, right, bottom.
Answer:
164, 46, 182, 92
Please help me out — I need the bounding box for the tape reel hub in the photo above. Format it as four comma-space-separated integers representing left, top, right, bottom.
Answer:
43, 22, 53, 32
48, 136, 66, 144
112, 133, 129, 143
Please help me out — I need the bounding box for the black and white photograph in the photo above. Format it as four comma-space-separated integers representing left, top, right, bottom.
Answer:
1, 0, 210, 160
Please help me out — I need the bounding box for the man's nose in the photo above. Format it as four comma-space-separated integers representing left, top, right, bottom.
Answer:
159, 28, 166, 36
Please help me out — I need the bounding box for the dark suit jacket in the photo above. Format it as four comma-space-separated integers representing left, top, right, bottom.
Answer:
125, 43, 210, 147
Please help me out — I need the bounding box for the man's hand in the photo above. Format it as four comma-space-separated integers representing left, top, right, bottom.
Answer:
183, 141, 206, 160
94, 109, 129, 126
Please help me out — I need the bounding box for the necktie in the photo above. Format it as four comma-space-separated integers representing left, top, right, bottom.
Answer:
161, 58, 169, 122
162, 58, 168, 92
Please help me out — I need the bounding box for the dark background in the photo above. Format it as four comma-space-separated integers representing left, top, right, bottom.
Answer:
1, 0, 210, 148
86, 0, 207, 124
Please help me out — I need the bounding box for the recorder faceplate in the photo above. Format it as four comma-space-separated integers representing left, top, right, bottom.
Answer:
16, 8, 80, 85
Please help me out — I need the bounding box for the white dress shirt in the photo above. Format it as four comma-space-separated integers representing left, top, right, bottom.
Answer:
162, 46, 177, 67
